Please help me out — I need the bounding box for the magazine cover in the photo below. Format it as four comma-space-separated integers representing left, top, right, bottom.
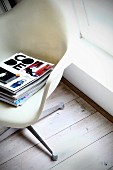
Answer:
0, 53, 53, 94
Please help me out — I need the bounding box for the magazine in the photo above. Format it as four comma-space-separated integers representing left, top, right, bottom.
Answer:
0, 53, 53, 94
0, 71, 49, 100
0, 79, 47, 106
0, 52, 54, 106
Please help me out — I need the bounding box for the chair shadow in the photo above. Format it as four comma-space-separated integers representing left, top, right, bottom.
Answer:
0, 127, 52, 160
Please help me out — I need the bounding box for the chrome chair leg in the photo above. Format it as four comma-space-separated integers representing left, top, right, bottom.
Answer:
27, 125, 58, 161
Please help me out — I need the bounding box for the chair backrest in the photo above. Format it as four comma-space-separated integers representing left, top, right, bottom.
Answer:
0, 0, 67, 64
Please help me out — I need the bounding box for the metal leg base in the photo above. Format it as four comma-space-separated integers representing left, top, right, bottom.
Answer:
51, 154, 58, 161
27, 125, 58, 161
39, 102, 64, 120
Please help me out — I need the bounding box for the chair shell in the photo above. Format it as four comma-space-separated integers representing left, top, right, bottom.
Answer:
0, 0, 72, 128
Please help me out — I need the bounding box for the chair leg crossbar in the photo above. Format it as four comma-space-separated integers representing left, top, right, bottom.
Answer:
39, 102, 64, 120
27, 126, 58, 161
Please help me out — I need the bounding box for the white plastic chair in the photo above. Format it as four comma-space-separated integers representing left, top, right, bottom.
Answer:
0, 0, 72, 161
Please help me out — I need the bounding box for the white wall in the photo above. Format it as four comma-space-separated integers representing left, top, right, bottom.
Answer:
59, 0, 113, 116
73, 0, 113, 56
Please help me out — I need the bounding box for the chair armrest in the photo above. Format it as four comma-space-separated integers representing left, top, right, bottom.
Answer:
38, 49, 72, 114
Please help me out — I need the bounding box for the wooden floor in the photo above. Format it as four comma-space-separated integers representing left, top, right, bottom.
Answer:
0, 82, 113, 170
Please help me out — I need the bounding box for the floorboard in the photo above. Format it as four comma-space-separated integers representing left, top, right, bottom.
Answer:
0, 82, 113, 170
50, 132, 113, 170
0, 83, 96, 165
0, 112, 113, 170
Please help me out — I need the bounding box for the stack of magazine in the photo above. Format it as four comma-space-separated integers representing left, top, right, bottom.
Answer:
0, 53, 54, 106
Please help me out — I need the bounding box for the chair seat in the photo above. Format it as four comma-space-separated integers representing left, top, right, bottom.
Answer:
0, 86, 45, 128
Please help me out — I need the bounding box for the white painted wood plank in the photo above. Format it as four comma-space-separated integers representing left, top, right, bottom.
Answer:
50, 132, 113, 170
0, 127, 9, 135
0, 112, 112, 170
0, 83, 96, 165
